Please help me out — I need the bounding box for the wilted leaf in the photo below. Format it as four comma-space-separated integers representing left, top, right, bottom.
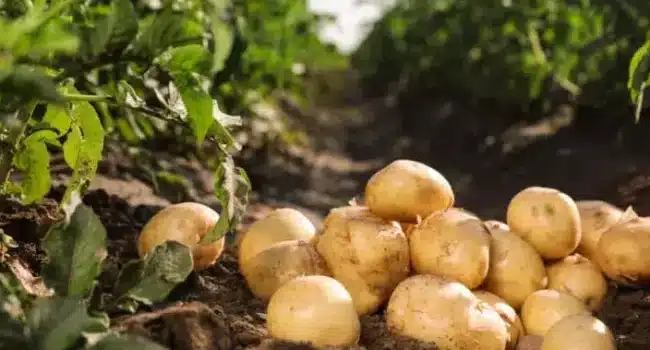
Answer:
25, 296, 108, 350
5, 255, 53, 298
110, 241, 193, 313
13, 138, 51, 204
87, 332, 169, 350
41, 201, 107, 298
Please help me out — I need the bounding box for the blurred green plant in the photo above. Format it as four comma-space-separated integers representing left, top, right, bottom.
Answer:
353, 0, 650, 112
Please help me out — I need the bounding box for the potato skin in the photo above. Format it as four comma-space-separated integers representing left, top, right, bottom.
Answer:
267, 275, 361, 347
474, 290, 525, 350
386, 274, 508, 350
409, 208, 490, 289
240, 240, 330, 302
596, 210, 650, 285
506, 186, 581, 260
483, 226, 547, 309
520, 289, 589, 337
315, 206, 410, 316
365, 159, 454, 222
575, 200, 623, 263
138, 202, 224, 271
238, 207, 316, 264
546, 254, 607, 312
541, 314, 615, 350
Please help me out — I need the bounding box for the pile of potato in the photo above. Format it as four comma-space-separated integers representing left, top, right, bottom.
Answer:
138, 159, 650, 349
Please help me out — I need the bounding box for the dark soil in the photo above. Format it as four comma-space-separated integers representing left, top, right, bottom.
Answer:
4, 85, 650, 349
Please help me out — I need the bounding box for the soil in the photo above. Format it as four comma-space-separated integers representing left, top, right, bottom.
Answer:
4, 82, 650, 349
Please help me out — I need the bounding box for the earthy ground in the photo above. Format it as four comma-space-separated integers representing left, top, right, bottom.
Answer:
4, 82, 650, 349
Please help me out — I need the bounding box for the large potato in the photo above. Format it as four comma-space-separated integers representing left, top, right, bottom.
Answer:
546, 254, 607, 312
238, 207, 316, 264
267, 275, 361, 347
506, 186, 581, 260
474, 290, 525, 350
520, 289, 589, 337
315, 206, 410, 316
240, 240, 330, 302
483, 225, 547, 309
365, 159, 454, 222
575, 200, 623, 263
409, 208, 490, 289
386, 274, 509, 350
596, 207, 650, 285
138, 202, 224, 271
541, 314, 615, 350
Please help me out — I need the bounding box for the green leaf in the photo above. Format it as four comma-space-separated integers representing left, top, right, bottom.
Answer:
205, 0, 235, 73
41, 199, 108, 298
13, 138, 51, 204
110, 241, 193, 313
42, 104, 72, 136
176, 83, 215, 144
25, 296, 108, 350
628, 40, 650, 102
84, 0, 139, 57
201, 156, 250, 244
87, 333, 168, 350
0, 272, 28, 348
134, 10, 203, 58
160, 44, 212, 77
61, 102, 105, 204
0, 66, 64, 104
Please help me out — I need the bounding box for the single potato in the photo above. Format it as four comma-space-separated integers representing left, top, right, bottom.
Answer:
506, 186, 581, 260
575, 200, 623, 263
240, 240, 330, 302
474, 290, 525, 350
596, 207, 650, 285
365, 159, 454, 222
138, 202, 224, 271
238, 207, 316, 265
386, 274, 509, 350
520, 289, 589, 337
516, 335, 543, 350
267, 275, 361, 347
546, 254, 608, 312
541, 314, 616, 350
409, 208, 490, 289
483, 225, 547, 309
315, 206, 410, 316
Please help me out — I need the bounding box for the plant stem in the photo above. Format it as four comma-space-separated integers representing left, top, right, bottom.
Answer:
62, 93, 111, 102
0, 101, 37, 190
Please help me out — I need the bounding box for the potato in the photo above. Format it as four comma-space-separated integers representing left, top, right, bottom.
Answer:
386, 274, 509, 350
596, 207, 650, 285
138, 202, 224, 271
240, 240, 330, 302
483, 225, 547, 309
575, 200, 623, 263
506, 186, 581, 260
365, 159, 454, 222
474, 290, 525, 349
541, 314, 615, 350
484, 220, 510, 231
238, 208, 316, 265
520, 289, 589, 337
266, 275, 360, 347
546, 254, 607, 312
315, 206, 410, 315
409, 208, 490, 289
516, 335, 543, 350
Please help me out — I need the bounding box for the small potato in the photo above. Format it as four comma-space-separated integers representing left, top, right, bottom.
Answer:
575, 200, 623, 263
541, 314, 615, 350
483, 225, 547, 309
596, 207, 650, 285
240, 240, 330, 302
506, 186, 581, 260
386, 275, 509, 350
138, 202, 224, 271
365, 159, 454, 222
520, 289, 589, 337
267, 275, 361, 347
474, 290, 525, 349
546, 254, 608, 312
315, 206, 410, 316
238, 207, 316, 265
409, 208, 490, 289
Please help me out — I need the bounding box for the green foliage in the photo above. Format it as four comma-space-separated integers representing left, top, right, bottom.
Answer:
628, 40, 650, 121
353, 0, 650, 110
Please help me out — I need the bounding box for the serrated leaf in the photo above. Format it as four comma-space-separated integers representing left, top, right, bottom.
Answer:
87, 332, 168, 350
84, 0, 139, 58
201, 156, 250, 244
110, 241, 193, 313
41, 201, 107, 297
25, 296, 108, 350
13, 139, 51, 204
